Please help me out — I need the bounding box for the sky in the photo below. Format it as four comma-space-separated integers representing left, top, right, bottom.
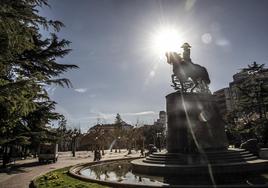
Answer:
40, 0, 268, 132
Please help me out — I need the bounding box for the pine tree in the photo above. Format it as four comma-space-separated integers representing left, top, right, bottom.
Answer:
0, 0, 78, 167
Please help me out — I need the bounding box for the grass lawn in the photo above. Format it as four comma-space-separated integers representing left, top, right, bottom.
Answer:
34, 167, 107, 188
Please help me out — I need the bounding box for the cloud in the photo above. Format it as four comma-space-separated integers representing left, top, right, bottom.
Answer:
74, 88, 88, 93
122, 111, 157, 116
87, 110, 157, 121
89, 110, 115, 120
45, 85, 57, 96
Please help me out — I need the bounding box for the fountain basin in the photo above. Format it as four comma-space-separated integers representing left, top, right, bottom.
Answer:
69, 156, 268, 188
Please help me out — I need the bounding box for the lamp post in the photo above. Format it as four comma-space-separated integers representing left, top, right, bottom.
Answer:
71, 129, 79, 157
118, 136, 121, 153
95, 136, 99, 151
141, 137, 145, 156
128, 138, 134, 154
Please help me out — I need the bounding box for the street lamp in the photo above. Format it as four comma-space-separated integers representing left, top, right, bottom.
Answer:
128, 138, 135, 154
132, 138, 135, 150
71, 129, 79, 157
95, 136, 99, 151
118, 136, 121, 153
141, 137, 145, 156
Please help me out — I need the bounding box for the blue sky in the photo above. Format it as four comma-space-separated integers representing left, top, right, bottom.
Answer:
40, 0, 268, 131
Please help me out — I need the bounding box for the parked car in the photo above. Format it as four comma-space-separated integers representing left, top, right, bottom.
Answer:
39, 143, 58, 163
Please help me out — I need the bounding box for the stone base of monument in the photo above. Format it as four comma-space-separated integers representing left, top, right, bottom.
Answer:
131, 92, 268, 177
259, 148, 268, 159
131, 148, 268, 176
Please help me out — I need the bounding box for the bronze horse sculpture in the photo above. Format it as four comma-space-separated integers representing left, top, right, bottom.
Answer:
165, 51, 210, 93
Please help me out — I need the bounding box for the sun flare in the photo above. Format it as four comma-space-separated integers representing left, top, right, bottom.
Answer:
152, 27, 183, 58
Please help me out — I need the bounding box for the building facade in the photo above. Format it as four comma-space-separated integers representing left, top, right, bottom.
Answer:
213, 87, 232, 117
154, 111, 167, 128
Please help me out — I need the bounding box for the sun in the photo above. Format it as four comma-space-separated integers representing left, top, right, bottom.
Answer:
151, 27, 183, 58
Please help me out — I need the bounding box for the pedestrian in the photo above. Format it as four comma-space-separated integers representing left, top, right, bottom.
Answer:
140, 148, 144, 156
94, 150, 101, 161
93, 150, 98, 161
97, 150, 101, 161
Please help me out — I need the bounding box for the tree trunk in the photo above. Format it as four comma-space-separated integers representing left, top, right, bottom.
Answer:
2, 146, 8, 168
102, 147, 105, 155
33, 148, 37, 158
72, 138, 76, 157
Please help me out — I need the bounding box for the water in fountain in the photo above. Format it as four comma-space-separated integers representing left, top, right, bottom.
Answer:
78, 159, 268, 187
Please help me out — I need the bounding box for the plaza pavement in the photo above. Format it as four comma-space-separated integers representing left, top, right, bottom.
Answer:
0, 149, 141, 188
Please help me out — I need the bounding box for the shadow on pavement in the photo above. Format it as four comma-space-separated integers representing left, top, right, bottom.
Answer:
0, 161, 48, 175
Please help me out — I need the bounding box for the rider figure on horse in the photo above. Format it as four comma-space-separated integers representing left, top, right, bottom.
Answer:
165, 43, 210, 93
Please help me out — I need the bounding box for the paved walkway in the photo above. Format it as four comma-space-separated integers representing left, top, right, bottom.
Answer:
0, 150, 140, 188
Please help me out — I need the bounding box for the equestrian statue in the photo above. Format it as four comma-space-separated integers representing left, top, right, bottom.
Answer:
165, 43, 211, 93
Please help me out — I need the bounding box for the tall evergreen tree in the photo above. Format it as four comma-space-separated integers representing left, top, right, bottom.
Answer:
0, 0, 78, 167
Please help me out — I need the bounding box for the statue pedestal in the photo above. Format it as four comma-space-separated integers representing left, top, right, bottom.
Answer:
132, 92, 268, 176
166, 92, 228, 153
